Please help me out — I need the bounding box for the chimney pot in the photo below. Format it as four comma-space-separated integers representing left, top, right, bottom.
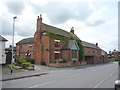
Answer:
96, 43, 98, 46
40, 14, 42, 18
38, 16, 39, 19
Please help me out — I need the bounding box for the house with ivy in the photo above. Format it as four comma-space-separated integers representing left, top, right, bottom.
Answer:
16, 15, 108, 67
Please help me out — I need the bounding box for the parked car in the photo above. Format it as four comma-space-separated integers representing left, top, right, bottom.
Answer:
115, 80, 120, 90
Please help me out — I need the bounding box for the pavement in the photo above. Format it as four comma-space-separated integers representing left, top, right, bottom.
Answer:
1, 62, 116, 81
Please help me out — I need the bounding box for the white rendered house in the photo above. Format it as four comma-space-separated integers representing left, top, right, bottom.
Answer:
0, 36, 7, 64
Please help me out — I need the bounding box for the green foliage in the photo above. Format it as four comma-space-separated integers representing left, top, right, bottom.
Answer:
119, 60, 120, 65
21, 62, 31, 69
15, 58, 26, 64
76, 40, 84, 61
15, 58, 34, 69
24, 58, 35, 64
46, 32, 73, 40
40, 61, 46, 66
108, 56, 115, 58
46, 32, 84, 61
56, 58, 67, 63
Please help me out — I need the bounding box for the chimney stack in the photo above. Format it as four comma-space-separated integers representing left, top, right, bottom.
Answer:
40, 14, 42, 20
70, 27, 74, 34
96, 43, 98, 47
36, 14, 42, 33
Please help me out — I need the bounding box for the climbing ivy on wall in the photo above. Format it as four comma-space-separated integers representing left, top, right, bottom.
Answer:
76, 40, 84, 61
46, 32, 73, 40
46, 32, 84, 61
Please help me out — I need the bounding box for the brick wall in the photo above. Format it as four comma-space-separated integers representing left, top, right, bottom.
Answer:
84, 47, 108, 64
16, 43, 34, 59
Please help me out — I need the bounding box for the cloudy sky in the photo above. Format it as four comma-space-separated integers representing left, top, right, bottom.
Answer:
0, 0, 119, 53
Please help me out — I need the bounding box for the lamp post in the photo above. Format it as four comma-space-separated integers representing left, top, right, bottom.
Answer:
11, 16, 17, 74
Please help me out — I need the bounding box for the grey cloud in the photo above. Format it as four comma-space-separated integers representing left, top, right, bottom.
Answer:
16, 24, 35, 36
30, 3, 42, 15
5, 1, 25, 15
86, 19, 105, 26
2, 15, 35, 37
42, 2, 94, 24
44, 2, 72, 24
2, 18, 12, 35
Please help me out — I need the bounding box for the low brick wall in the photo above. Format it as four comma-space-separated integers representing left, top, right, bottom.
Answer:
49, 62, 71, 67
80, 61, 87, 65
49, 61, 87, 67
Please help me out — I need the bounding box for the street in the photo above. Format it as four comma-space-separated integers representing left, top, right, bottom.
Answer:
2, 62, 118, 88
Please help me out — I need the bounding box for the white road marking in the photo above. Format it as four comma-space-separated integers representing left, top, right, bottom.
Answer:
94, 71, 117, 88
29, 85, 39, 88
28, 80, 56, 88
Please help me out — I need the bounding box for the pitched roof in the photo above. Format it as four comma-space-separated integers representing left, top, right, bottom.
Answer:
43, 23, 79, 40
82, 41, 101, 50
16, 23, 100, 50
0, 35, 8, 41
16, 37, 34, 45
62, 40, 79, 50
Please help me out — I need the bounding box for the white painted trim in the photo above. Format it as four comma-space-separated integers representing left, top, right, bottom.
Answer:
54, 51, 60, 53
54, 40, 60, 42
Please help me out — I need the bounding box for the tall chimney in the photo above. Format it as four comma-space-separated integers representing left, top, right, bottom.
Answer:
70, 27, 74, 34
36, 14, 42, 32
96, 43, 98, 47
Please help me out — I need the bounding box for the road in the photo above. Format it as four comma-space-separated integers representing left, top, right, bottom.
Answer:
2, 62, 118, 88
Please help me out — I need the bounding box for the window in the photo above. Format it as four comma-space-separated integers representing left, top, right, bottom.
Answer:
55, 40, 60, 47
72, 50, 77, 58
55, 53, 60, 60
88, 50, 90, 53
93, 50, 94, 53
29, 44, 32, 47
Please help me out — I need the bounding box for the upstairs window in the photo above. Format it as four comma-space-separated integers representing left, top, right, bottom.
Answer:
55, 40, 60, 47
29, 44, 32, 47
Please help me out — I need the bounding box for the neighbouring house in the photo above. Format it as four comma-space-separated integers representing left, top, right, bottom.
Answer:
0, 35, 7, 64
16, 15, 108, 67
82, 41, 108, 64
5, 45, 16, 64
108, 49, 120, 60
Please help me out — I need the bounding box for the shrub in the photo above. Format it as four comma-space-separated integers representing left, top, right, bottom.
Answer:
56, 58, 67, 63
40, 61, 46, 66
56, 58, 63, 63
24, 58, 35, 64
21, 62, 31, 69
62, 60, 67, 63
15, 58, 26, 64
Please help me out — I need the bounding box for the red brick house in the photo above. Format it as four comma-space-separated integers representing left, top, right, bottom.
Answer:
16, 15, 108, 67
82, 41, 108, 64
108, 50, 120, 60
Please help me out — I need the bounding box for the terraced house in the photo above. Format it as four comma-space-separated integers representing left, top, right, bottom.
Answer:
16, 15, 108, 67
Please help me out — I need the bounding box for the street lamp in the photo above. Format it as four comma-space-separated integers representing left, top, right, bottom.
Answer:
11, 16, 17, 74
